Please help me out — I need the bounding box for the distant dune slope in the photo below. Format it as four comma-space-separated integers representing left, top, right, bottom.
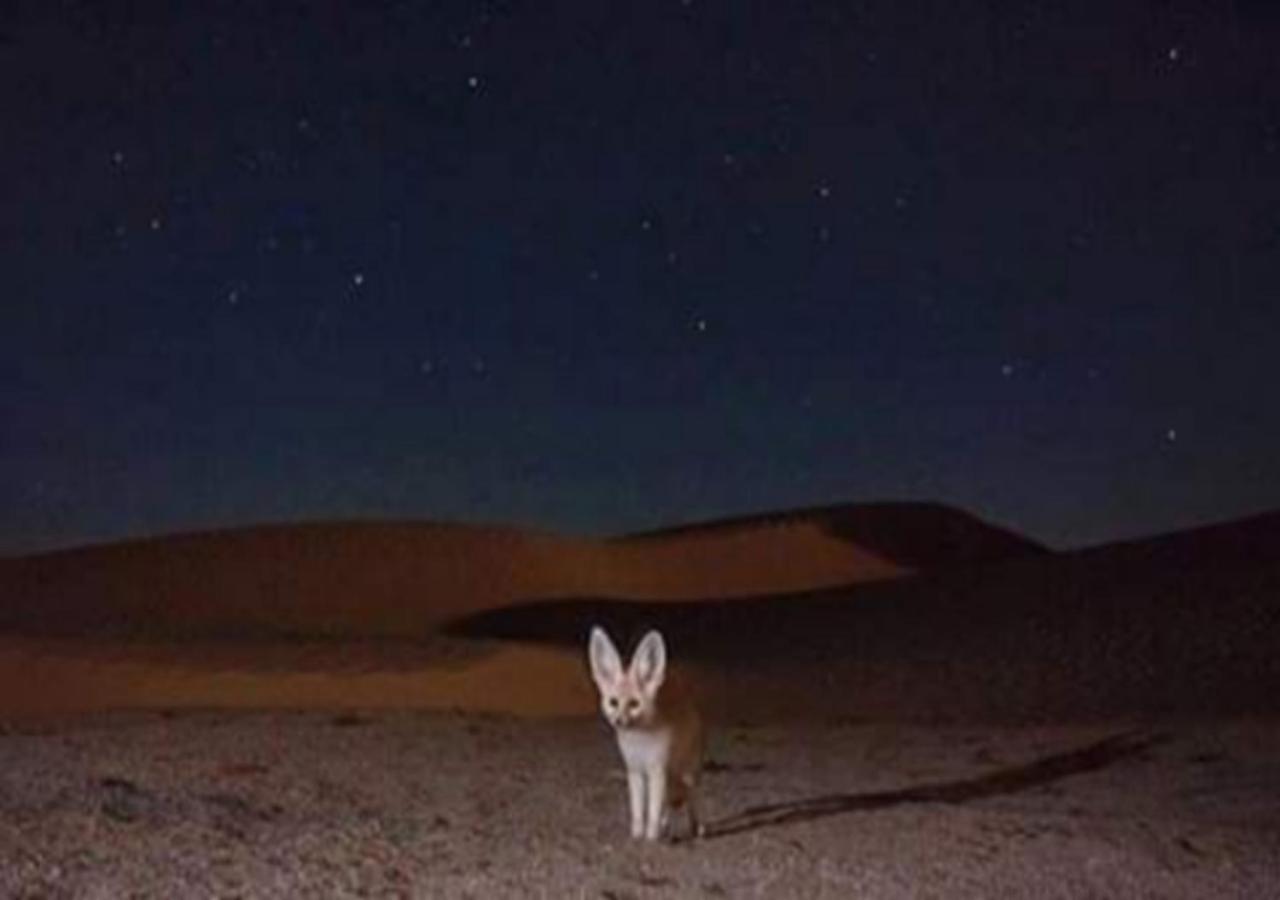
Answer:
0, 503, 1039, 639
622, 501, 1046, 568
452, 511, 1280, 721
0, 523, 567, 638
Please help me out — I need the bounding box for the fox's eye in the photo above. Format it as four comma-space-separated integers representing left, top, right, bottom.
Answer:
626, 699, 640, 711
606, 697, 619, 709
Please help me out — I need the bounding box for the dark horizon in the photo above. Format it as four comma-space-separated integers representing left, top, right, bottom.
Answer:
5, 1, 1279, 556
5, 496, 1280, 561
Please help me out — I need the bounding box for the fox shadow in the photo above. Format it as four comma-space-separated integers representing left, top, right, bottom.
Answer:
695, 730, 1162, 841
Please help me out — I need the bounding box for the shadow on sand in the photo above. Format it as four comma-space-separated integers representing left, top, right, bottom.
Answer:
697, 730, 1162, 841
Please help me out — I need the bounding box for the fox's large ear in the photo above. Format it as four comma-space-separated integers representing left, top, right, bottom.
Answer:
588, 626, 624, 687
631, 630, 667, 694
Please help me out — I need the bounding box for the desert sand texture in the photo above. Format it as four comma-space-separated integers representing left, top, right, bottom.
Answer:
0, 711, 1277, 898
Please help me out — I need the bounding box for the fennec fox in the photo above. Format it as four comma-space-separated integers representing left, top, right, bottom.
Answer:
588, 626, 706, 841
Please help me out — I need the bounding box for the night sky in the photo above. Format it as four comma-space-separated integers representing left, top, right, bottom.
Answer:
4, 1, 1279, 555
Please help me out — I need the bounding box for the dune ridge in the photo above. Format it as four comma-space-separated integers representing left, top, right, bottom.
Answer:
0, 502, 1030, 640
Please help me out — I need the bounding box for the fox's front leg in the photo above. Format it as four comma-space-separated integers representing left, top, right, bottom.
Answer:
626, 770, 646, 839
644, 767, 667, 841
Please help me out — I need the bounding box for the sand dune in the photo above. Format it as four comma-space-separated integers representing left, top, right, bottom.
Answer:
626, 501, 1045, 567
0, 506, 1274, 725
0, 502, 1035, 640
456, 510, 1280, 723
0, 501, 1037, 720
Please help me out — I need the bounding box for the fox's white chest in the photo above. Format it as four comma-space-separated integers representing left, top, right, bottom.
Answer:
614, 726, 671, 773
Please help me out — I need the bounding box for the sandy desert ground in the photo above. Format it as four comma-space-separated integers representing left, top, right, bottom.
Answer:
1, 710, 1278, 898
0, 504, 1277, 896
